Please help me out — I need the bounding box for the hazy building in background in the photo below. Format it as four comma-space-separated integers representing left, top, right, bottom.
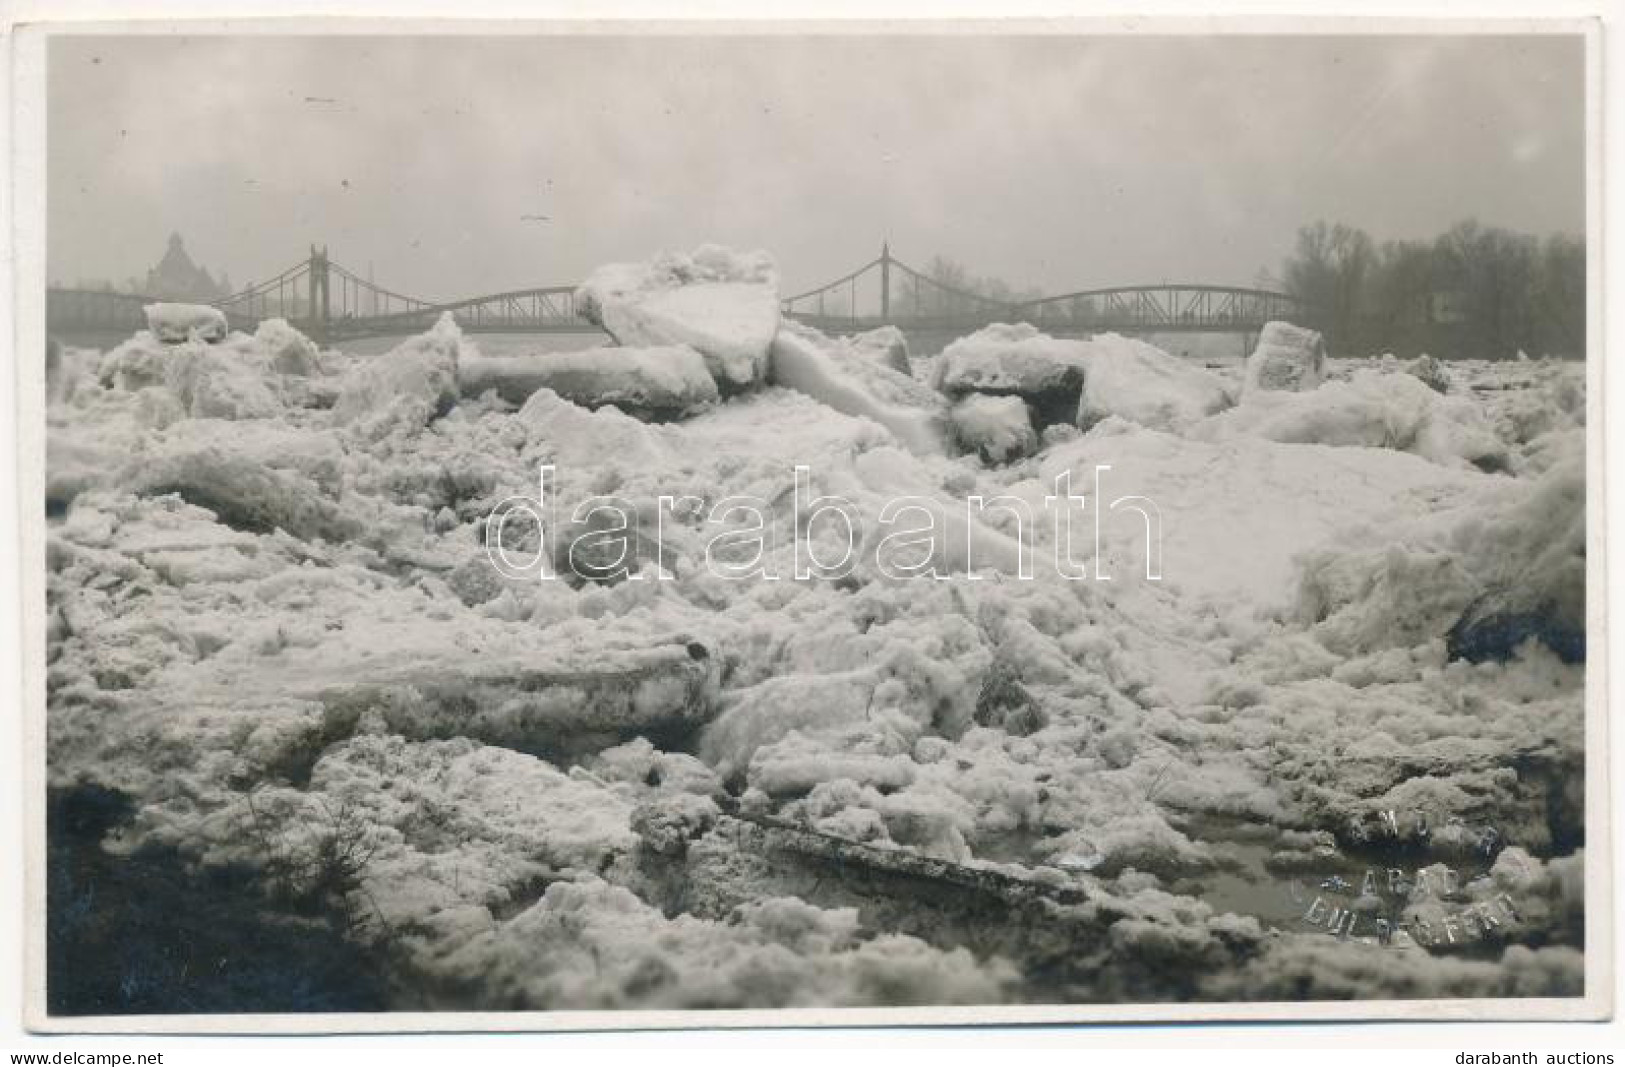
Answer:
142, 232, 231, 302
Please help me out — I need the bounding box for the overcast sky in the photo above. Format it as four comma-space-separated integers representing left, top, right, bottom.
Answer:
48, 32, 1585, 301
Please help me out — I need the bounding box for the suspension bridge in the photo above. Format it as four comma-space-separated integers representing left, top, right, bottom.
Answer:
47, 244, 1313, 345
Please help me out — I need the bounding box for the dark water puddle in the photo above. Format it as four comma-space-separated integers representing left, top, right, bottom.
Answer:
1185, 815, 1505, 948
47, 784, 389, 1015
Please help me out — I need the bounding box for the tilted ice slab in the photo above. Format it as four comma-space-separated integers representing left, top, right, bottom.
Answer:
331, 312, 465, 440
576, 245, 781, 390
768, 324, 947, 456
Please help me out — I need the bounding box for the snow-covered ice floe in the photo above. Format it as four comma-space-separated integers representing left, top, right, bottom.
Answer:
44, 248, 1588, 1011
462, 345, 720, 420
933, 324, 1231, 435
1193, 366, 1508, 471
144, 302, 230, 344
1073, 332, 1233, 433
931, 322, 1088, 427
577, 245, 781, 391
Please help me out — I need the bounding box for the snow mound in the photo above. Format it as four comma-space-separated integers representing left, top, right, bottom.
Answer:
1473, 359, 1586, 448
1037, 420, 1481, 607
949, 394, 1036, 463
1244, 320, 1326, 394
428, 877, 1012, 1009
100, 334, 282, 421
1075, 333, 1233, 433
1295, 437, 1584, 661
331, 312, 465, 440
576, 245, 780, 390
144, 302, 228, 344
931, 323, 1086, 426
166, 344, 286, 421
1193, 369, 1507, 471
461, 345, 719, 420
1206, 939, 1581, 1000
47, 341, 101, 406
52, 322, 339, 510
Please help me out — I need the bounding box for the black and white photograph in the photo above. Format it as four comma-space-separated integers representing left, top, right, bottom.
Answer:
18, 18, 1606, 1032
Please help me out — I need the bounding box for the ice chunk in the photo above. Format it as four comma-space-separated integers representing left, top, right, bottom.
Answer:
47, 339, 95, 406
317, 638, 721, 759
931, 323, 1086, 426
1244, 320, 1326, 394
768, 326, 946, 456
100, 333, 283, 420
460, 345, 719, 420
848, 325, 912, 375
1406, 353, 1451, 394
424, 877, 1012, 1009
144, 418, 346, 491
144, 302, 229, 344
331, 312, 464, 439
1074, 333, 1233, 433
513, 387, 671, 471
700, 672, 877, 781
1479, 360, 1585, 447
630, 793, 721, 855
254, 318, 322, 376
167, 345, 285, 421
949, 393, 1036, 463
576, 245, 780, 390
121, 442, 361, 542
786, 323, 943, 413
752, 745, 919, 797
1194, 369, 1506, 471
98, 333, 172, 393
1295, 440, 1584, 660
1040, 420, 1480, 606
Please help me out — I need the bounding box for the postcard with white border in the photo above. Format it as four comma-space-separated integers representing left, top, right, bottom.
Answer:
11, 13, 1611, 1031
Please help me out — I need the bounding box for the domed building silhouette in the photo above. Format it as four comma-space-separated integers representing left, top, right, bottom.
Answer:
143, 232, 230, 301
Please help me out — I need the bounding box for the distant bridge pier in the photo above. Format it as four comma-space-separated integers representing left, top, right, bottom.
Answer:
880, 242, 890, 322
307, 245, 331, 343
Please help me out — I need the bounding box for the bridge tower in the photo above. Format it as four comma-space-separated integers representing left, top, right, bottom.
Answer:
307, 244, 331, 342
880, 242, 891, 322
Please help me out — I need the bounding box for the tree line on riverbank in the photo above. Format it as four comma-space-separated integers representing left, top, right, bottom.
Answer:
1280, 220, 1585, 361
